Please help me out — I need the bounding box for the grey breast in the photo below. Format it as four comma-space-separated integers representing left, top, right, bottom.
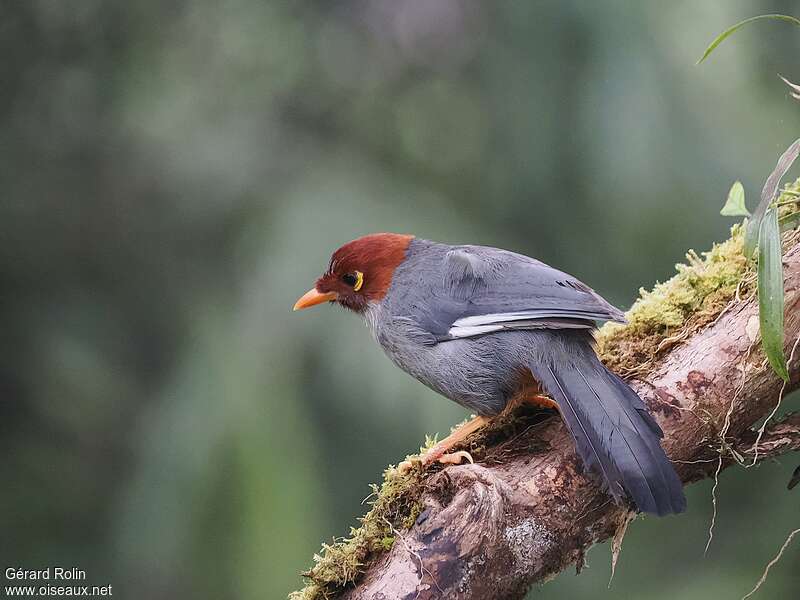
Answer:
367, 239, 518, 415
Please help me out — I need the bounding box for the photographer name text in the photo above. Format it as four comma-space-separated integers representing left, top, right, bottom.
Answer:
6, 568, 86, 581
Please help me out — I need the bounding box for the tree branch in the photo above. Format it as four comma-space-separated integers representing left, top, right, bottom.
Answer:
738, 411, 800, 455
327, 235, 800, 600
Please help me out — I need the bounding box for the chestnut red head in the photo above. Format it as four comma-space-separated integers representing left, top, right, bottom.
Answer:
293, 233, 413, 313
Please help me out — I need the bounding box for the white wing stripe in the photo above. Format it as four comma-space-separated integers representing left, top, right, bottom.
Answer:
452, 311, 548, 327
446, 324, 504, 338
447, 309, 612, 338
452, 310, 611, 328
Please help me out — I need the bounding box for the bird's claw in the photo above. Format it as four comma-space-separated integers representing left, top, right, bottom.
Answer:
437, 450, 474, 465
397, 450, 474, 475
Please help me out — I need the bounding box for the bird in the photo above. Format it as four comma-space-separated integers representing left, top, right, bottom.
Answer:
293, 232, 686, 516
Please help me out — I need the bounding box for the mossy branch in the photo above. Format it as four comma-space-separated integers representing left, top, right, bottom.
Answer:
291, 220, 800, 600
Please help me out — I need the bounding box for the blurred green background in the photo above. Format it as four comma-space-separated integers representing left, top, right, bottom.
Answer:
2, 2, 799, 599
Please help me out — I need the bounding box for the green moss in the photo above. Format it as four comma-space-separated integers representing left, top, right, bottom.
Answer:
288, 464, 426, 600
596, 223, 751, 375
288, 412, 550, 600
596, 177, 800, 376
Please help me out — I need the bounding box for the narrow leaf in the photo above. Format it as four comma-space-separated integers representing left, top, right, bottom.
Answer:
698, 14, 800, 64
745, 138, 800, 258
779, 74, 800, 100
757, 208, 788, 381
720, 181, 750, 216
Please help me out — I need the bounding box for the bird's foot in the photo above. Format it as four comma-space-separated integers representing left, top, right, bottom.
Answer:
396, 415, 488, 475
526, 394, 559, 411
437, 450, 474, 465
397, 449, 474, 474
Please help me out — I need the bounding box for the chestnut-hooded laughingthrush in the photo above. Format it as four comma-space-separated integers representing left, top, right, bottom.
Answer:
294, 233, 686, 516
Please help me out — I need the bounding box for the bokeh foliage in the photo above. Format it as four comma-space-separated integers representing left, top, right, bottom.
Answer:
1, 2, 799, 599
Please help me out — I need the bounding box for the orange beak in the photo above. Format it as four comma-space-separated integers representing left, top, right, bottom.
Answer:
293, 288, 338, 311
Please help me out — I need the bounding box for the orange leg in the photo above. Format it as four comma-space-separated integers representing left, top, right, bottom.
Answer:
396, 380, 558, 474
504, 370, 559, 414
398, 415, 489, 473
525, 394, 559, 411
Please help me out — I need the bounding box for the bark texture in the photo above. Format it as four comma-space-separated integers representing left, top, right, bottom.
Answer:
340, 238, 800, 600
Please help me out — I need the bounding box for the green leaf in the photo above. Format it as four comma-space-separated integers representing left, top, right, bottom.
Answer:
720, 181, 749, 216
744, 138, 800, 259
757, 208, 788, 381
697, 14, 800, 64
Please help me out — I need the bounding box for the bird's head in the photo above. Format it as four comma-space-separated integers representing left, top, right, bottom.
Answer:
293, 233, 413, 313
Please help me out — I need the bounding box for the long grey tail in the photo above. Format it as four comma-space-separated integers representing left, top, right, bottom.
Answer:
528, 343, 686, 516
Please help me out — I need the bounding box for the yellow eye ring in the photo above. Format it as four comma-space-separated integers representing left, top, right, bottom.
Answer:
353, 270, 364, 291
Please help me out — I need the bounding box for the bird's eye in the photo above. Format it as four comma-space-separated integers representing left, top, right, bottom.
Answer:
342, 271, 364, 291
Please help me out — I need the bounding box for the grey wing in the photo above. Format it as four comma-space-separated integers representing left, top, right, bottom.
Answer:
432, 246, 626, 340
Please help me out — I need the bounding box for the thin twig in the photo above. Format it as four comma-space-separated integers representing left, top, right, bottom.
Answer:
704, 456, 724, 556
748, 331, 800, 466
608, 510, 635, 589
705, 343, 753, 554
741, 528, 800, 600
674, 457, 719, 465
